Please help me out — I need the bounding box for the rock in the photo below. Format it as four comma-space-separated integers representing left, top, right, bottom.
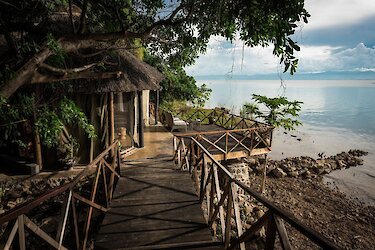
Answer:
7, 190, 22, 199
301, 170, 311, 179
245, 204, 253, 214
7, 201, 17, 209
247, 216, 255, 224
255, 209, 265, 219
271, 168, 287, 178
245, 157, 257, 166
288, 171, 299, 177
323, 168, 331, 174
254, 166, 263, 175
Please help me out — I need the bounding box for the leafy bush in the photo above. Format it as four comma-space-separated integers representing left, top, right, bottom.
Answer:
251, 94, 303, 130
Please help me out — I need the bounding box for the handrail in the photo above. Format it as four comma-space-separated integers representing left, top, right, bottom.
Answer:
173, 135, 340, 250
0, 140, 121, 250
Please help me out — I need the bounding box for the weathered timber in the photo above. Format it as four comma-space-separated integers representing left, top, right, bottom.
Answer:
95, 157, 223, 249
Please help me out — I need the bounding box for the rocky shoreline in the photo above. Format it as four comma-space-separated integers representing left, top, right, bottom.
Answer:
245, 149, 368, 179
225, 149, 374, 250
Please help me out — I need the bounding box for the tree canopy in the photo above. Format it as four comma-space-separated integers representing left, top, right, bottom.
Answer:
0, 0, 309, 98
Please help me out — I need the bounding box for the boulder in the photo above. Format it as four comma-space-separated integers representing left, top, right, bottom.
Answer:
271, 168, 287, 178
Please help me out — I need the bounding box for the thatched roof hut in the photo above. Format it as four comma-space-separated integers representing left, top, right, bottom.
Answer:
73, 49, 164, 94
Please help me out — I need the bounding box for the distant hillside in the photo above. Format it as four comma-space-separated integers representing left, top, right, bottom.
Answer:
194, 71, 375, 80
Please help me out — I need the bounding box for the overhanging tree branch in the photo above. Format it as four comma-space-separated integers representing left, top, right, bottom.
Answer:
29, 71, 123, 84
39, 62, 98, 75
0, 8, 188, 98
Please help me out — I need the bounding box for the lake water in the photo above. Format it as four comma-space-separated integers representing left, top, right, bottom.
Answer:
197, 79, 375, 205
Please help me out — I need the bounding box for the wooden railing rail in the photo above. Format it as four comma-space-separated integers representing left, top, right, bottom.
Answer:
174, 126, 273, 161
0, 141, 122, 250
173, 135, 340, 250
176, 108, 270, 130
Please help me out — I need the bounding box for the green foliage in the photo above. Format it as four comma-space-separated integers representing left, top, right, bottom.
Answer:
159, 100, 188, 115
144, 52, 211, 107
240, 102, 259, 119
59, 98, 96, 139
0, 0, 309, 84
46, 34, 66, 67
0, 94, 35, 147
36, 98, 96, 148
0, 65, 15, 83
252, 94, 303, 130
0, 93, 95, 156
35, 108, 64, 147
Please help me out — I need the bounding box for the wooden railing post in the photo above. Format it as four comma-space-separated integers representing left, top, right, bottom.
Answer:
17, 215, 26, 250
261, 154, 268, 193
224, 184, 233, 249
199, 155, 206, 202
265, 214, 277, 250
57, 190, 72, 249
82, 164, 102, 250
213, 165, 226, 237
225, 131, 228, 161
173, 136, 177, 160
231, 183, 245, 250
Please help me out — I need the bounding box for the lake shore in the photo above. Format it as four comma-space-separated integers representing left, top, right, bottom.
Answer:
226, 150, 374, 249
269, 126, 375, 206
246, 174, 375, 250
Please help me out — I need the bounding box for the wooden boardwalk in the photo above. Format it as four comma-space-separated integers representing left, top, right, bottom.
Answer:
176, 124, 271, 161
95, 126, 223, 249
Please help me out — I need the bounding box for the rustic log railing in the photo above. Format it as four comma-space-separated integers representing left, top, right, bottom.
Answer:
177, 107, 270, 131
176, 126, 273, 161
0, 141, 121, 250
173, 135, 340, 250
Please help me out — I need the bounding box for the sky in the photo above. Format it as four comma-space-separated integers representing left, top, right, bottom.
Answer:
185, 0, 375, 76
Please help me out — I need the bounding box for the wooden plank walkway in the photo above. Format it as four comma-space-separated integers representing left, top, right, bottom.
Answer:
95, 126, 223, 249
176, 124, 271, 160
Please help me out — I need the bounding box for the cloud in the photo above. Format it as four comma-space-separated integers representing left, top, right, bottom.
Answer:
185, 39, 375, 75
296, 43, 375, 73
294, 15, 375, 47
303, 0, 375, 29
186, 1, 375, 76
186, 36, 280, 76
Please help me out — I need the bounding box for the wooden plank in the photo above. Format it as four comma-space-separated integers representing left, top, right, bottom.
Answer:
231, 183, 245, 250
212, 165, 226, 237
18, 215, 26, 250
101, 165, 109, 207
110, 92, 115, 156
275, 215, 292, 250
102, 158, 121, 178
2, 220, 18, 250
70, 196, 80, 250
265, 215, 277, 250
96, 157, 215, 249
73, 192, 108, 213
82, 165, 102, 250
56, 190, 72, 247
229, 210, 271, 249
123, 240, 223, 250
224, 185, 233, 249
90, 94, 96, 162
23, 215, 68, 250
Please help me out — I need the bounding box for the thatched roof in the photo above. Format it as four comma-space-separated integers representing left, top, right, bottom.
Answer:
73, 49, 164, 94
